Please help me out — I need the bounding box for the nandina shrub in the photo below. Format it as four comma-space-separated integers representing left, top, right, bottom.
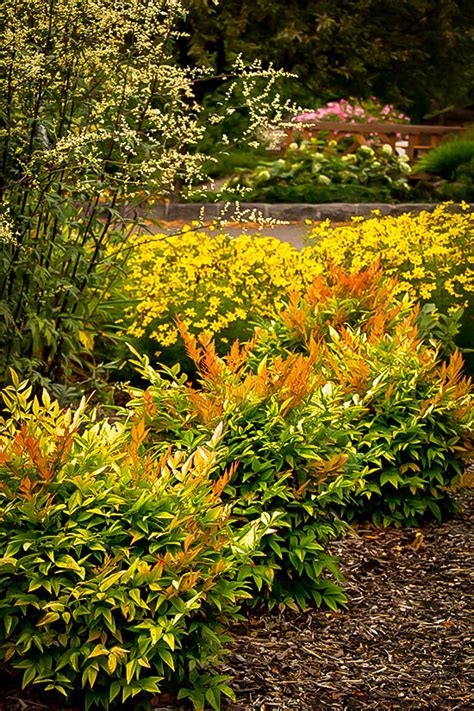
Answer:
128, 332, 357, 612
251, 263, 410, 355
252, 266, 474, 526
0, 375, 271, 710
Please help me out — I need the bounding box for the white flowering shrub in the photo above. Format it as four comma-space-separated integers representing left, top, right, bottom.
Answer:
0, 0, 289, 396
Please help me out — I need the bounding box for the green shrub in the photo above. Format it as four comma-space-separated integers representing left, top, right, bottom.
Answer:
415, 138, 474, 180
251, 266, 474, 526
190, 183, 393, 204
128, 337, 356, 612
0, 375, 272, 710
122, 261, 472, 535
188, 139, 412, 202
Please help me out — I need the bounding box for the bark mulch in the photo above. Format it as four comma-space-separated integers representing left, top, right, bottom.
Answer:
0, 492, 472, 710
223, 490, 473, 710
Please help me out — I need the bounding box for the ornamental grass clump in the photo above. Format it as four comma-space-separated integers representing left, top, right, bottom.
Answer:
0, 374, 272, 710
129, 334, 356, 612
252, 265, 474, 526
414, 138, 474, 201
415, 138, 474, 181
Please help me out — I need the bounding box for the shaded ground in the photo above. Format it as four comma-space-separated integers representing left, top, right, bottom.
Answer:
0, 491, 472, 710
224, 490, 474, 710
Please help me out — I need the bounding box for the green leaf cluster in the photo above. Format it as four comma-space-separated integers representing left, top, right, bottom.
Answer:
250, 266, 473, 526
189, 139, 412, 203
0, 378, 272, 709
128, 341, 358, 612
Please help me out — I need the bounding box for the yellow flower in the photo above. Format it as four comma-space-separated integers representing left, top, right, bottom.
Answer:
306, 203, 472, 309
419, 284, 435, 300
111, 203, 472, 350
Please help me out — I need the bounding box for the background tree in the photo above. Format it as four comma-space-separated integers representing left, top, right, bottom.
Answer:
180, 0, 474, 118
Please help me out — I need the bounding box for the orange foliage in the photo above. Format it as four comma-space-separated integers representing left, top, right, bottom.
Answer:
3, 420, 77, 498
280, 263, 400, 346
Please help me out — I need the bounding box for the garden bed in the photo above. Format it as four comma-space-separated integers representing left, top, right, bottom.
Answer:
1, 206, 472, 711
1, 489, 471, 710
224, 488, 473, 710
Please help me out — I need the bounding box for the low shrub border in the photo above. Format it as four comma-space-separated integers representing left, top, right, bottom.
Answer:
0, 263, 472, 708
251, 266, 474, 526
124, 265, 472, 601
0, 376, 274, 710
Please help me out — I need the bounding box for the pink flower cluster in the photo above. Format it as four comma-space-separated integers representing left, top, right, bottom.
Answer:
294, 98, 410, 124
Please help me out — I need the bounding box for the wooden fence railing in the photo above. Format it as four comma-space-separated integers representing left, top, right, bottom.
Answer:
285, 121, 466, 163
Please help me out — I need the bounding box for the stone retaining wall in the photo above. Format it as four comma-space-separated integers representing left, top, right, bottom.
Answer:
151, 202, 473, 222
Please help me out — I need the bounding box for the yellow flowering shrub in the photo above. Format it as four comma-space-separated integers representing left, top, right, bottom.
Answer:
113, 204, 472, 368
118, 228, 322, 349
303, 203, 474, 309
